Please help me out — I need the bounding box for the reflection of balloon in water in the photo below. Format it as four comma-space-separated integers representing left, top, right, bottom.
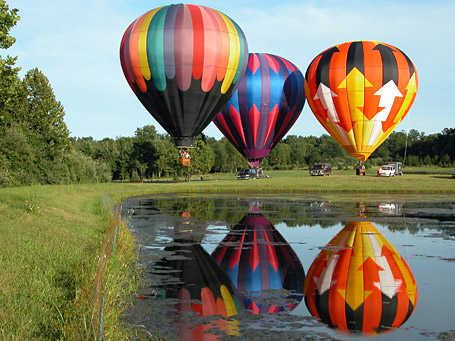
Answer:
120, 4, 249, 152
155, 241, 243, 338
212, 212, 305, 313
213, 53, 305, 168
304, 221, 418, 335
305, 41, 418, 162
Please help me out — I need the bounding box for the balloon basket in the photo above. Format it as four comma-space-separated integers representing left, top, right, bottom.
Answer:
179, 157, 190, 166
356, 168, 366, 176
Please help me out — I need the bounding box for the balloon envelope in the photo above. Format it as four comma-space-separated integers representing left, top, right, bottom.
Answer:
214, 53, 305, 167
305, 41, 418, 161
304, 221, 418, 335
120, 4, 249, 147
212, 212, 305, 313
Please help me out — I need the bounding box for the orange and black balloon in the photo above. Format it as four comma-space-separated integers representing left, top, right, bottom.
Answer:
305, 41, 418, 162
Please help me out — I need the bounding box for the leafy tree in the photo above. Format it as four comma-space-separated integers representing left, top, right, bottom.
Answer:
267, 142, 291, 169
131, 125, 160, 178
21, 68, 70, 154
285, 135, 312, 167
0, 1, 111, 187
0, 57, 23, 124
0, 0, 19, 50
155, 136, 178, 177
113, 136, 134, 180
184, 134, 214, 181
207, 137, 226, 172
220, 137, 248, 172
0, 1, 23, 125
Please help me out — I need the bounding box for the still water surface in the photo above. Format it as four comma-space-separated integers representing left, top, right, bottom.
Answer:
122, 194, 455, 340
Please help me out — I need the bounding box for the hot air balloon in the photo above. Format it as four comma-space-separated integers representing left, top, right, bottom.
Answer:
212, 210, 305, 314
120, 4, 249, 165
304, 41, 418, 162
154, 240, 243, 339
213, 53, 305, 168
304, 221, 418, 335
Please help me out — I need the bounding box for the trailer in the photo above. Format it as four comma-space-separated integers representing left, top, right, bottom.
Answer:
387, 162, 403, 175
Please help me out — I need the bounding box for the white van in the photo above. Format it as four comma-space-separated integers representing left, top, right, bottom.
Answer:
377, 165, 395, 177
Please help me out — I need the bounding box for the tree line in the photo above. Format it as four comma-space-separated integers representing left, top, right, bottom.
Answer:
70, 126, 455, 182
1, 1, 454, 187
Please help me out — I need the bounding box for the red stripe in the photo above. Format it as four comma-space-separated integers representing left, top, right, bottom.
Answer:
263, 105, 280, 147
229, 229, 245, 270
248, 53, 260, 73
263, 228, 279, 271
214, 114, 238, 147
249, 230, 260, 271
230, 106, 247, 147
211, 10, 229, 82
265, 54, 280, 74
273, 107, 297, 147
249, 104, 260, 147
200, 287, 217, 316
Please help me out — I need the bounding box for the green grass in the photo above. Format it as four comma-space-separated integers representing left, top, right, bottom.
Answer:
0, 167, 454, 339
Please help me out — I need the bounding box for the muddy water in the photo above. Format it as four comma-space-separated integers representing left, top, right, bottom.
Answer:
121, 194, 455, 340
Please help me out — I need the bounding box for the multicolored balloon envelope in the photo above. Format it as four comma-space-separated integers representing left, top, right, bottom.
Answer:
120, 4, 249, 148
212, 212, 305, 313
305, 41, 418, 162
155, 240, 243, 338
304, 221, 418, 335
213, 53, 305, 167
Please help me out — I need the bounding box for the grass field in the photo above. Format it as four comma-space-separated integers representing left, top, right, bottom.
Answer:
0, 167, 454, 339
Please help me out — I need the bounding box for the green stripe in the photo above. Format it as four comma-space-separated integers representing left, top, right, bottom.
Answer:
148, 6, 168, 91
232, 21, 247, 85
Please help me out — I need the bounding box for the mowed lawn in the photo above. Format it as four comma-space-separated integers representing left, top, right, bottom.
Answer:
0, 167, 454, 339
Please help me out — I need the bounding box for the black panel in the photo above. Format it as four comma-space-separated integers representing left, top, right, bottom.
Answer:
315, 46, 340, 87
373, 43, 399, 85
346, 41, 364, 75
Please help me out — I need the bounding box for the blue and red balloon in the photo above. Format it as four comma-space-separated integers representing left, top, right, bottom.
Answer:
214, 53, 305, 167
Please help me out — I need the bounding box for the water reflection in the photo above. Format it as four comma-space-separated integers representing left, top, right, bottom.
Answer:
122, 194, 455, 339
211, 206, 305, 314
304, 220, 418, 336
153, 223, 243, 339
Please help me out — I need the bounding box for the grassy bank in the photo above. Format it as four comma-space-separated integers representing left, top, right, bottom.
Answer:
0, 168, 454, 339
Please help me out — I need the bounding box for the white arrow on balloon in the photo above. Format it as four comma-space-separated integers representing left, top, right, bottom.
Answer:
314, 83, 350, 145
368, 80, 403, 145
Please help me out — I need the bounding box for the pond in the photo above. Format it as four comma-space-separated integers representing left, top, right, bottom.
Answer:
121, 194, 455, 340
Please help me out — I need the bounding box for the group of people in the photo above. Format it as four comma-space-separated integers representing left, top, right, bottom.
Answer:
179, 150, 190, 159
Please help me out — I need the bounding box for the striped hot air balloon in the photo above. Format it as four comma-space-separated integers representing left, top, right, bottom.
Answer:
304, 221, 418, 335
305, 41, 418, 162
120, 4, 248, 151
213, 53, 305, 168
212, 212, 305, 314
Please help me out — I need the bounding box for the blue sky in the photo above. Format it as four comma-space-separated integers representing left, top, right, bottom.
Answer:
6, 0, 455, 140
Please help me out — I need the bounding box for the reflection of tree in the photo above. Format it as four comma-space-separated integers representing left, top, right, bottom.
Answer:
153, 240, 243, 339
128, 196, 453, 234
